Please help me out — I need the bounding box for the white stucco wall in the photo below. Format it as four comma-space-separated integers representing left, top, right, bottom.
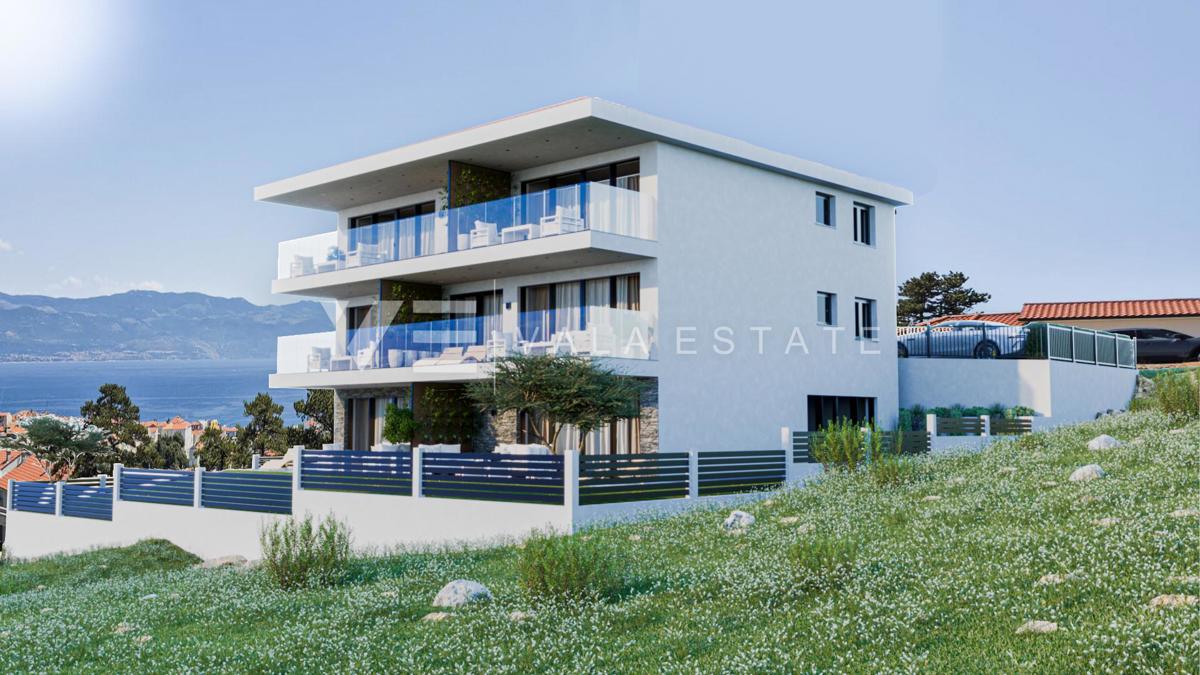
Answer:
1047, 360, 1137, 422
899, 358, 1137, 424
5, 490, 572, 560
654, 143, 901, 450
899, 359, 1054, 414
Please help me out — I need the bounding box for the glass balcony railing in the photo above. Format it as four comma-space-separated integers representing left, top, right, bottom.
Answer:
277, 183, 655, 280
275, 308, 657, 375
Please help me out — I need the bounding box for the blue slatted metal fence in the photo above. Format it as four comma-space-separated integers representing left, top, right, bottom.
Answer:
422, 453, 564, 505
696, 450, 786, 496
579, 452, 690, 504
62, 484, 113, 520
11, 481, 56, 514
201, 471, 292, 514
119, 469, 194, 506
300, 450, 412, 494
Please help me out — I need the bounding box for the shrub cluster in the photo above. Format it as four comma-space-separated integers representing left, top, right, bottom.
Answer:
810, 419, 867, 471
516, 531, 625, 600
788, 537, 858, 591
1131, 370, 1199, 420
260, 514, 352, 590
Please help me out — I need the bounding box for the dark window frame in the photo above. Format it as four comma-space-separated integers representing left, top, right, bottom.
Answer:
817, 291, 837, 326
815, 192, 835, 227
852, 202, 874, 246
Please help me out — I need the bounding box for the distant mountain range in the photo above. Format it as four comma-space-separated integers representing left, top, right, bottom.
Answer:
0, 291, 332, 362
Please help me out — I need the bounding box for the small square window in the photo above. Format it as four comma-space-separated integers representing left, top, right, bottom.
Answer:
853, 202, 874, 245
817, 291, 837, 325
815, 192, 834, 226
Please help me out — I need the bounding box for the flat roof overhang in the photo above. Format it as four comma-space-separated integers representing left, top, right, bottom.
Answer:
255, 98, 913, 211
272, 230, 656, 298
269, 358, 658, 390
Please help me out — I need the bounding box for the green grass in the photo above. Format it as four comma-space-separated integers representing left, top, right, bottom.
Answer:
1, 412, 1197, 672
0, 539, 199, 596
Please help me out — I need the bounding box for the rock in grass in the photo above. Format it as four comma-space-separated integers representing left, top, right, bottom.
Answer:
1087, 435, 1122, 450
779, 516, 801, 524
432, 580, 492, 608
1170, 508, 1200, 518
134, 635, 153, 645
1092, 517, 1120, 527
921, 495, 942, 502
113, 622, 133, 634
422, 612, 453, 622
1069, 464, 1106, 482
628, 534, 642, 542
197, 555, 249, 570
1041, 481, 1059, 488
139, 593, 158, 601
509, 610, 534, 622
1149, 594, 1199, 609
1036, 574, 1066, 586
1016, 620, 1058, 634
998, 466, 1018, 476
723, 510, 755, 530
1168, 428, 1186, 434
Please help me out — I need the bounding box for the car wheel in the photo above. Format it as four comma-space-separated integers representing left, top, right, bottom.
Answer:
897, 342, 909, 358
974, 340, 1001, 359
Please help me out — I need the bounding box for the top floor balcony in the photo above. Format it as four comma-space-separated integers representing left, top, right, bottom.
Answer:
273, 182, 656, 298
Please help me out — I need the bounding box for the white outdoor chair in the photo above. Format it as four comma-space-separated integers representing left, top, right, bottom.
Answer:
470, 221, 498, 248
354, 341, 377, 370
307, 347, 331, 372
539, 207, 585, 236
290, 255, 315, 277
462, 345, 489, 363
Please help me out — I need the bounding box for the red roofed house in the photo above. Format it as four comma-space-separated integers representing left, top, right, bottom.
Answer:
0, 450, 54, 490
925, 299, 1200, 337
1017, 298, 1200, 337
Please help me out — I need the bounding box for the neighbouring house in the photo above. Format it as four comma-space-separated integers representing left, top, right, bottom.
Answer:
261, 97, 913, 451
0, 450, 53, 491
1018, 298, 1200, 337
927, 298, 1200, 336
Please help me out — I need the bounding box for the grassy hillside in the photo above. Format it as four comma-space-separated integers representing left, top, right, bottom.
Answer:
1, 412, 1196, 672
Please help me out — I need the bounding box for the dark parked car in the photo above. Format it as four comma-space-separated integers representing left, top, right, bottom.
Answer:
1109, 328, 1200, 363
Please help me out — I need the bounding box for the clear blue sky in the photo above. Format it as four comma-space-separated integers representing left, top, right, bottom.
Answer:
1, 1, 1196, 310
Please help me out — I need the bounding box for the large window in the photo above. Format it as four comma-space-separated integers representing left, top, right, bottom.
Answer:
522, 159, 640, 195
854, 297, 877, 340
817, 291, 837, 326
348, 200, 436, 254
519, 273, 640, 341
815, 192, 835, 227
852, 202, 874, 245
807, 395, 876, 431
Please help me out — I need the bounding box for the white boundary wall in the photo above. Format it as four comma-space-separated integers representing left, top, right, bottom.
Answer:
899, 359, 1136, 424
5, 449, 817, 560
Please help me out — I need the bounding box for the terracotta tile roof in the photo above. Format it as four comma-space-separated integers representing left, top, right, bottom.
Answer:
0, 450, 54, 489
923, 312, 1024, 326
1020, 298, 1200, 321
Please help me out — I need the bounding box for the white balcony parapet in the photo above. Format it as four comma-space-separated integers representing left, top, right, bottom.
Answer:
277, 183, 655, 281
275, 309, 657, 377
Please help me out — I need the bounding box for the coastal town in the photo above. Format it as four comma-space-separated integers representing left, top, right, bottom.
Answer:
0, 410, 239, 486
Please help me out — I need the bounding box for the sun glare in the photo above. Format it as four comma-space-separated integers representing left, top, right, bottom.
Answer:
0, 1, 126, 119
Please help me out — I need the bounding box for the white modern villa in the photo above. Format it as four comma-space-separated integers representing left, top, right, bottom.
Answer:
262, 98, 913, 454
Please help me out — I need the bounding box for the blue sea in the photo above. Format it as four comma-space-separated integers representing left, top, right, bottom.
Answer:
0, 359, 305, 424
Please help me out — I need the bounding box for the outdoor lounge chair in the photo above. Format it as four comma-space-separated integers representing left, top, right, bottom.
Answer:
413, 346, 465, 367
469, 221, 498, 248
354, 341, 377, 369
259, 446, 299, 470
462, 345, 489, 362
539, 207, 585, 236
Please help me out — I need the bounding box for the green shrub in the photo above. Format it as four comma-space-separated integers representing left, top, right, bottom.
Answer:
1007, 405, 1037, 418
810, 419, 866, 472
517, 531, 624, 600
1137, 371, 1199, 421
788, 537, 858, 591
260, 514, 352, 591
382, 404, 416, 445
870, 452, 919, 487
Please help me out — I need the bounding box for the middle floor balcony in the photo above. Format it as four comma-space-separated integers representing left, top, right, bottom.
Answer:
269, 308, 658, 390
